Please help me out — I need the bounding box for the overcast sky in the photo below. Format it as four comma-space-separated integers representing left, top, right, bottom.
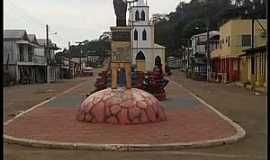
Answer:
4, 0, 190, 49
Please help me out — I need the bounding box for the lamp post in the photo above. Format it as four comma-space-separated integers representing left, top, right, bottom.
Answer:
75, 41, 85, 75
198, 0, 210, 81
45, 24, 57, 83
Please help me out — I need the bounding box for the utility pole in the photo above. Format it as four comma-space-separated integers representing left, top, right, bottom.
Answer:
187, 39, 190, 72
46, 24, 50, 84
251, 5, 255, 76
76, 41, 84, 75
206, 1, 210, 81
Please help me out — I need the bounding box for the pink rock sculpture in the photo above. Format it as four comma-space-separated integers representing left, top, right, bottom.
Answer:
77, 88, 167, 125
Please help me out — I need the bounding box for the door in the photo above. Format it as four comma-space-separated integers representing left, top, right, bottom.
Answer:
136, 51, 146, 72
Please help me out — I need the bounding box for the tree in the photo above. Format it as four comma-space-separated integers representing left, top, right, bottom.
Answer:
154, 0, 265, 57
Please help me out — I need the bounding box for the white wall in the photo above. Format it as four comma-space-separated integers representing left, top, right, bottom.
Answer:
3, 41, 19, 64
132, 48, 165, 72
23, 45, 29, 62
34, 48, 45, 56
129, 6, 150, 25
132, 26, 153, 48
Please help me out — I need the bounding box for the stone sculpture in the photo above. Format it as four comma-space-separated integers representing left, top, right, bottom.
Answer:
113, 0, 128, 26
113, 0, 139, 26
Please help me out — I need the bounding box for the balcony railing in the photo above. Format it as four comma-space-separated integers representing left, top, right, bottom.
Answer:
32, 55, 46, 64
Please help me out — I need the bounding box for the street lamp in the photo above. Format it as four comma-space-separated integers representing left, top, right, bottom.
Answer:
245, 3, 256, 78
75, 41, 86, 74
198, 0, 210, 81
45, 24, 58, 83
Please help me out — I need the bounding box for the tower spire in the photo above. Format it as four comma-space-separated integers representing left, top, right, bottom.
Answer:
137, 0, 145, 6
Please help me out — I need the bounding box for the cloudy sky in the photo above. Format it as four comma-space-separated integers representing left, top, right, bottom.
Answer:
4, 0, 190, 49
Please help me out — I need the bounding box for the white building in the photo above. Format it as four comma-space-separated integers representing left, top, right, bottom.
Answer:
3, 30, 47, 84
191, 31, 220, 57
128, 0, 166, 72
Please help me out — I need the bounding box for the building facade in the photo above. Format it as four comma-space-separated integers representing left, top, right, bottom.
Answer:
128, 0, 166, 72
3, 30, 47, 84
211, 19, 267, 83
37, 39, 61, 83
241, 46, 267, 89
190, 31, 220, 80
3, 30, 60, 85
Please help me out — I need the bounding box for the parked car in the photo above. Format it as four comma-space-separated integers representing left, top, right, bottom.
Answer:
82, 67, 94, 76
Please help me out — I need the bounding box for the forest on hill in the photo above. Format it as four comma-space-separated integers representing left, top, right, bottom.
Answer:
57, 0, 266, 59
154, 0, 266, 57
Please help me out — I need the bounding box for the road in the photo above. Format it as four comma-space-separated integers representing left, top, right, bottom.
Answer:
4, 69, 267, 160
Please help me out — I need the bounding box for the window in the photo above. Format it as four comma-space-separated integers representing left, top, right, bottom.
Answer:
134, 29, 138, 40
135, 10, 140, 21
241, 35, 251, 47
19, 45, 24, 61
141, 10, 145, 21
142, 29, 147, 40
28, 47, 33, 62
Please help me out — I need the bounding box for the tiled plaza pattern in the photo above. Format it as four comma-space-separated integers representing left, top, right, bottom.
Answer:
4, 82, 237, 145
77, 88, 167, 124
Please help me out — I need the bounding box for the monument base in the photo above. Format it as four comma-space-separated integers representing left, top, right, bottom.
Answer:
77, 88, 167, 125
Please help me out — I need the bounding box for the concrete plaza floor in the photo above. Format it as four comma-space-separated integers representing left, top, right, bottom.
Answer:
4, 70, 267, 160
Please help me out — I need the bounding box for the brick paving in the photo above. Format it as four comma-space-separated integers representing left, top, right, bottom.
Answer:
4, 82, 237, 145
4, 69, 266, 160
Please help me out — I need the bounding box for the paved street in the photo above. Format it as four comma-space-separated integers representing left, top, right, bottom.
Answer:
4, 70, 267, 160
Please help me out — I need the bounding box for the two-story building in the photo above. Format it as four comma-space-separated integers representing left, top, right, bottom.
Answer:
241, 45, 267, 90
3, 30, 46, 84
37, 39, 61, 83
210, 19, 267, 83
28, 34, 47, 83
190, 31, 220, 80
3, 30, 60, 85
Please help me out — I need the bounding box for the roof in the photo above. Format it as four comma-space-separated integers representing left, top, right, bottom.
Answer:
37, 39, 60, 50
192, 31, 220, 40
4, 30, 29, 40
154, 43, 166, 49
192, 31, 220, 45
27, 34, 37, 42
37, 39, 52, 46
27, 34, 40, 46
242, 45, 267, 55
16, 40, 36, 46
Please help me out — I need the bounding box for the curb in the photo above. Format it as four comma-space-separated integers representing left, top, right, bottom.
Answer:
4, 80, 246, 151
4, 80, 89, 126
4, 132, 243, 151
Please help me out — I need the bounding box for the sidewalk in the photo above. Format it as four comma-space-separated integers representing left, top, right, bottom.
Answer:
4, 76, 95, 122
168, 70, 267, 158
233, 81, 267, 93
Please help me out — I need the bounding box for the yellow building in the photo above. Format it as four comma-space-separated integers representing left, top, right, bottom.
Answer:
211, 19, 267, 84
242, 46, 267, 89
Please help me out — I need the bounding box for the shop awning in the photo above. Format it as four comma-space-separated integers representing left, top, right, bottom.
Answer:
16, 40, 37, 47
242, 46, 267, 56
